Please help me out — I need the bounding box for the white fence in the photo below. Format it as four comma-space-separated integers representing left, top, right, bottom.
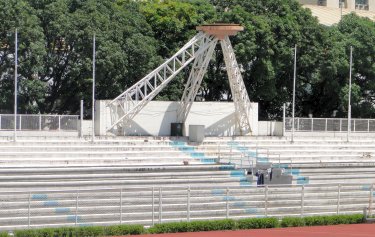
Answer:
0, 114, 79, 131
285, 117, 375, 132
0, 183, 373, 230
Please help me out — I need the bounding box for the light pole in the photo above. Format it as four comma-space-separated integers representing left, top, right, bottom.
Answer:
14, 29, 18, 142
92, 34, 96, 142
347, 46, 353, 142
340, 0, 343, 20
292, 45, 297, 143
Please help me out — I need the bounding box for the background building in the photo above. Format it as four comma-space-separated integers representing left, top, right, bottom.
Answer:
299, 0, 375, 25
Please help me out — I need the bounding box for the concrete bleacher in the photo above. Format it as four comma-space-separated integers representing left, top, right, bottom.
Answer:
0, 135, 374, 230
201, 136, 375, 185
0, 137, 251, 191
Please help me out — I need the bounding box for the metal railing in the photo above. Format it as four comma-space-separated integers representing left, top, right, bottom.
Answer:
285, 117, 375, 133
0, 114, 79, 131
0, 182, 373, 230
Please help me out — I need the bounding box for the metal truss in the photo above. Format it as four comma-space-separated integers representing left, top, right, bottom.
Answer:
107, 32, 216, 131
220, 36, 252, 134
177, 39, 218, 123
107, 31, 252, 135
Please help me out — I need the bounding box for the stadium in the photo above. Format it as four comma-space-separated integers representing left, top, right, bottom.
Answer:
1, 0, 375, 236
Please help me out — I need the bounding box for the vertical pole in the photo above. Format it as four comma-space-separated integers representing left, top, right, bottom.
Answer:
75, 191, 79, 226
92, 34, 96, 142
230, 145, 232, 161
187, 186, 190, 222
265, 185, 268, 217
80, 100, 83, 138
297, 117, 300, 131
369, 184, 374, 217
340, 0, 343, 20
301, 185, 305, 217
19, 115, 22, 130
325, 118, 328, 132
152, 187, 154, 226
28, 192, 31, 228
292, 45, 297, 143
311, 118, 313, 132
120, 188, 123, 224
14, 28, 18, 142
218, 144, 221, 160
337, 184, 341, 214
226, 187, 229, 218
283, 103, 286, 136
368, 120, 370, 133
340, 118, 342, 132
39, 114, 42, 131
159, 187, 162, 224
58, 115, 61, 131
347, 46, 353, 142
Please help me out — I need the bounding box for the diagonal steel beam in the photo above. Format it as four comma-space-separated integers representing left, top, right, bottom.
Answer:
107, 33, 216, 132
177, 39, 218, 123
220, 36, 252, 135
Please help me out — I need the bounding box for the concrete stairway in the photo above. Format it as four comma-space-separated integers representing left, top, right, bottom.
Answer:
0, 137, 251, 192
200, 136, 375, 185
0, 135, 375, 230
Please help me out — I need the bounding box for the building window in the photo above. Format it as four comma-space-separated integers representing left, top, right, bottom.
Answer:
318, 0, 327, 6
356, 0, 369, 10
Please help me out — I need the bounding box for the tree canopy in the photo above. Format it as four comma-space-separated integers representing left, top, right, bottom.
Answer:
0, 0, 375, 120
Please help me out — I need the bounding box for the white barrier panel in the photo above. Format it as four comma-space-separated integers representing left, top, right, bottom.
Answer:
285, 117, 375, 133
0, 115, 79, 131
0, 183, 373, 230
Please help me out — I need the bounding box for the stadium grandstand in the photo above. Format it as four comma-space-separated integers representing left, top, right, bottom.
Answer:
1, 1, 375, 234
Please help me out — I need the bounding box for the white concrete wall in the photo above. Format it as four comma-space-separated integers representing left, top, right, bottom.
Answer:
80, 120, 92, 136
346, 0, 356, 10
258, 121, 283, 136
369, 0, 375, 11
95, 100, 259, 137
326, 0, 340, 8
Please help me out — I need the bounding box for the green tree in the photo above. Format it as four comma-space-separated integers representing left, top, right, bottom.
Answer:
336, 13, 375, 118
0, 0, 46, 113
209, 0, 328, 119
27, 0, 159, 115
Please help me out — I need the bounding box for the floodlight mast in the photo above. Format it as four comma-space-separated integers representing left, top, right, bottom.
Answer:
107, 24, 253, 135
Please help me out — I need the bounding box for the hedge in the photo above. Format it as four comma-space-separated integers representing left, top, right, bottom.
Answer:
281, 217, 306, 227
0, 214, 365, 237
304, 214, 364, 226
237, 217, 279, 229
13, 224, 145, 237
148, 219, 236, 234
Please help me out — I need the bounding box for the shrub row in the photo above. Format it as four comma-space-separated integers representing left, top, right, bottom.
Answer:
148, 219, 237, 234
0, 214, 364, 236
11, 224, 145, 237
149, 214, 364, 234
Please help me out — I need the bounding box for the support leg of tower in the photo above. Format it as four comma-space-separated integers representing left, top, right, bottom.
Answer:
177, 39, 218, 123
220, 36, 252, 135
